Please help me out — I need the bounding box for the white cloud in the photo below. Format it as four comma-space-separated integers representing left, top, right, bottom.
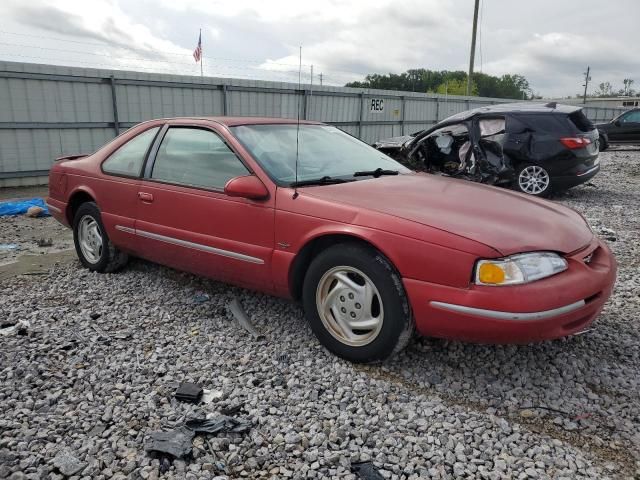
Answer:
0, 0, 638, 96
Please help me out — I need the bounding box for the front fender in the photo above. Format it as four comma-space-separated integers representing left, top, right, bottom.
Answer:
271, 211, 479, 298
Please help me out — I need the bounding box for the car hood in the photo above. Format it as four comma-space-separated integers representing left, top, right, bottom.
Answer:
373, 135, 413, 149
302, 174, 593, 256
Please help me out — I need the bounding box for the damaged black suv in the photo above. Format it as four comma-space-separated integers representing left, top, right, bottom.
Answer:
373, 103, 600, 197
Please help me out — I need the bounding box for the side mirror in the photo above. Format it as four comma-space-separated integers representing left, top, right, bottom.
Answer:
614, 120, 622, 127
224, 175, 269, 200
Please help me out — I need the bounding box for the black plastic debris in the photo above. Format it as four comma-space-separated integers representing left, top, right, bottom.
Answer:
351, 461, 384, 480
89, 312, 102, 320
159, 455, 171, 474
145, 426, 195, 458
185, 415, 252, 435
36, 238, 53, 247
220, 403, 244, 416
146, 415, 251, 460
175, 382, 203, 403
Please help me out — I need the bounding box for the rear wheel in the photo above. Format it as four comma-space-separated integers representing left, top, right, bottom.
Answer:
514, 163, 552, 197
599, 134, 609, 151
73, 202, 128, 273
302, 243, 413, 363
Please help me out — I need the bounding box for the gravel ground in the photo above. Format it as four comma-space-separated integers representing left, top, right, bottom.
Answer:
1, 148, 639, 479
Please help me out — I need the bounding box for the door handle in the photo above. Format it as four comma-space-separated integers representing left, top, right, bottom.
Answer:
138, 192, 154, 202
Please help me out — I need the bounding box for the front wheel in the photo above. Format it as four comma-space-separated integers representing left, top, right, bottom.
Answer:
73, 202, 128, 273
514, 163, 552, 197
302, 243, 414, 363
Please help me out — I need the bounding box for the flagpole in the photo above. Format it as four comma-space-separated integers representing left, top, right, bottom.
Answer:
200, 28, 203, 77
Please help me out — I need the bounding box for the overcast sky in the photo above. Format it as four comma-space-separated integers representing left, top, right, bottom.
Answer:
0, 0, 638, 97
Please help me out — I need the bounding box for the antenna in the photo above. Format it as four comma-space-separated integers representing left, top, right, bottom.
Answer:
293, 46, 302, 199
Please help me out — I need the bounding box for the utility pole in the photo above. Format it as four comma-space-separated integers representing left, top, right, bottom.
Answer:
466, 0, 480, 96
319, 73, 323, 86
582, 66, 591, 104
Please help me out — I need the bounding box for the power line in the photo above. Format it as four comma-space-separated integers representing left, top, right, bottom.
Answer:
0, 30, 311, 67
0, 40, 313, 77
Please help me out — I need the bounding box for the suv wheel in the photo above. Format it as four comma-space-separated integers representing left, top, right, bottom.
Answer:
302, 243, 413, 363
515, 164, 552, 197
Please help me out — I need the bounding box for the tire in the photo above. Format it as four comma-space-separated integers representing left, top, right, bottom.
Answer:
599, 134, 609, 151
72, 202, 128, 273
514, 163, 553, 197
302, 243, 414, 363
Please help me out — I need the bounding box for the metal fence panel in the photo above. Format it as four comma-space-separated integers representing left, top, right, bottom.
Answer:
0, 60, 629, 184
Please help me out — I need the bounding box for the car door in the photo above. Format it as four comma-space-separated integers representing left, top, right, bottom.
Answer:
98, 124, 162, 253
134, 124, 275, 290
608, 110, 640, 142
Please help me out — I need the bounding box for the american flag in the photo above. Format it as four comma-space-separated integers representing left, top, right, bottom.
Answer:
193, 31, 202, 63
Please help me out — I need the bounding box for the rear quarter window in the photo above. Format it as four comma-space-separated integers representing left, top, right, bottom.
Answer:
102, 127, 160, 177
508, 114, 573, 135
568, 111, 595, 132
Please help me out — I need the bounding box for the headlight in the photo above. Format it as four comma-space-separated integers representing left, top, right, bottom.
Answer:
475, 252, 568, 286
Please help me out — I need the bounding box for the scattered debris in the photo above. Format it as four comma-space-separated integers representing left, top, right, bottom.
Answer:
159, 455, 171, 474
0, 320, 29, 336
146, 415, 251, 460
0, 198, 50, 217
599, 227, 617, 241
202, 389, 224, 404
220, 403, 244, 416
145, 426, 195, 458
351, 461, 385, 480
0, 243, 19, 251
185, 416, 252, 435
35, 237, 53, 247
25, 206, 45, 218
52, 449, 88, 477
193, 292, 210, 304
229, 298, 264, 339
175, 382, 203, 403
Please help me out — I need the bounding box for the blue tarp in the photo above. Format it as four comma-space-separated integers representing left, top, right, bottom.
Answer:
0, 198, 50, 217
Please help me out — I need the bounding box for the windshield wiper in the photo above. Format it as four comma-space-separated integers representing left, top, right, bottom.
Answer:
290, 176, 352, 187
353, 167, 399, 178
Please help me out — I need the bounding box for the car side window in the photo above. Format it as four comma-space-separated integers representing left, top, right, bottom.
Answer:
102, 127, 160, 176
621, 111, 640, 123
151, 127, 249, 190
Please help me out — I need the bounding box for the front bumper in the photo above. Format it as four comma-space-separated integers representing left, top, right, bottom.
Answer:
404, 238, 616, 343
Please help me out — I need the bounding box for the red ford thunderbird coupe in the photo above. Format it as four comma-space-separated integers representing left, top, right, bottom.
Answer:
47, 117, 616, 362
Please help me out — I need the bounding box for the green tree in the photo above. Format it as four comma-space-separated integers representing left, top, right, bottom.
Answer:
594, 82, 615, 97
435, 78, 478, 96
346, 69, 530, 99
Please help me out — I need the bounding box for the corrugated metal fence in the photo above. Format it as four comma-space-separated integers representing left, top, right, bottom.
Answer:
0, 61, 628, 187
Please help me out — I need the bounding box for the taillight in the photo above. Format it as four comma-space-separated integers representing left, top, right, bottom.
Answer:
560, 137, 591, 149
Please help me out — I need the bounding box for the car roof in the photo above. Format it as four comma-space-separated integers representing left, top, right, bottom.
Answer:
441, 102, 582, 123
166, 116, 324, 127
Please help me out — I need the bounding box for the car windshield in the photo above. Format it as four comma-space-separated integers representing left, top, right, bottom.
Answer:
230, 124, 411, 185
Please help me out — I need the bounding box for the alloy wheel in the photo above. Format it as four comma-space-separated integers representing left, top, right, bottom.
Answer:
78, 215, 103, 264
518, 165, 550, 195
315, 266, 384, 347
